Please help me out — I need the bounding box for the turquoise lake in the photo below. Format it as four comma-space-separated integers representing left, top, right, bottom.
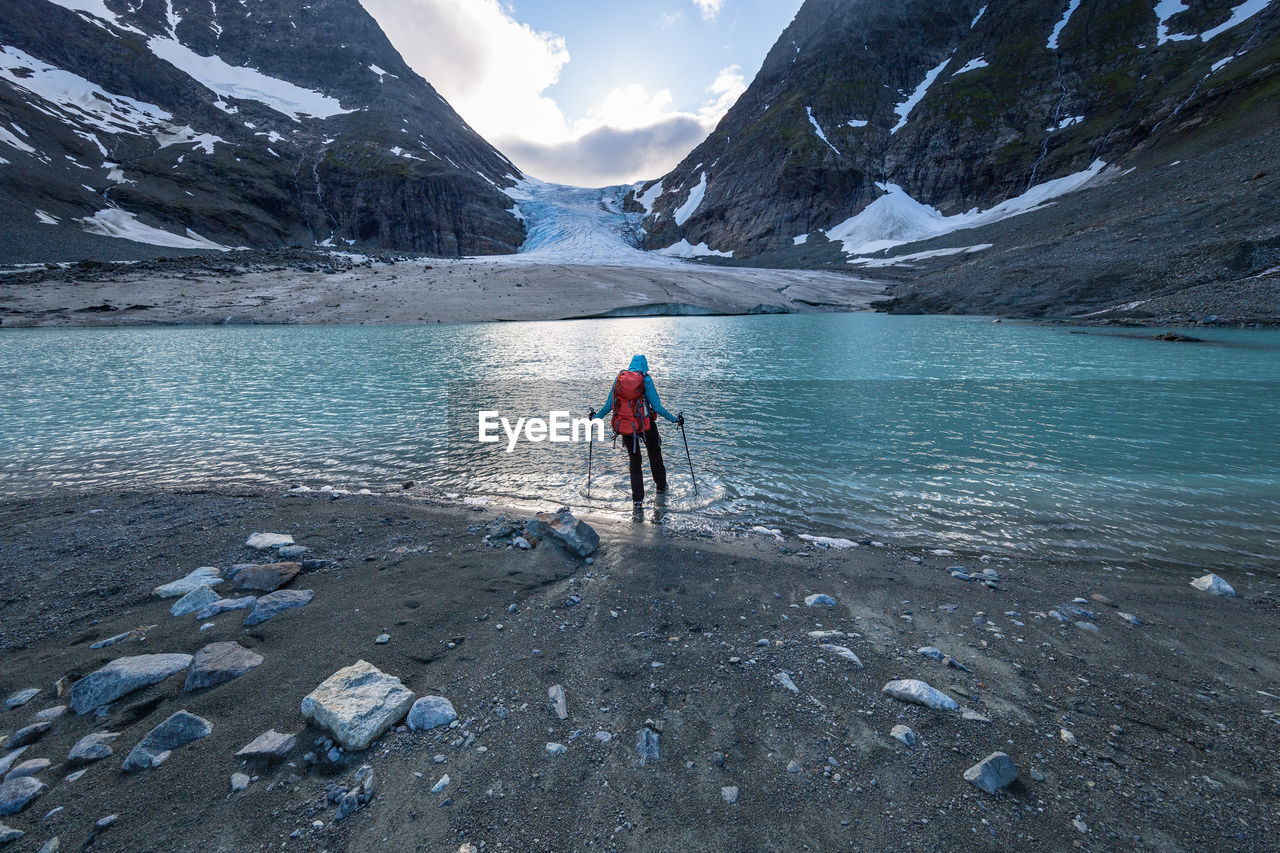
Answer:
2, 314, 1277, 569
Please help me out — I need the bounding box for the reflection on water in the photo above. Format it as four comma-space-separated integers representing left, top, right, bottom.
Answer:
2, 315, 1278, 568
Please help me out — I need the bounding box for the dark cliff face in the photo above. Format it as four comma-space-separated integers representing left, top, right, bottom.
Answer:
0, 0, 524, 259
639, 0, 1280, 260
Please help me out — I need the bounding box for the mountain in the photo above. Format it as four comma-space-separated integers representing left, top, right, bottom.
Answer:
633, 0, 1280, 321
0, 0, 524, 262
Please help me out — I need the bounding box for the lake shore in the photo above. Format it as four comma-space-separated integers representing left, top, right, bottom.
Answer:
1, 488, 1277, 851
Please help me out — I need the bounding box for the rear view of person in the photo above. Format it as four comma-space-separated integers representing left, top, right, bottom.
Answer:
591, 354, 684, 512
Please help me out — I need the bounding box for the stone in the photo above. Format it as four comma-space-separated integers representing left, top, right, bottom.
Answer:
636, 728, 660, 765
431, 774, 450, 792
407, 696, 457, 732
0, 823, 24, 844
1090, 593, 1116, 607
8, 723, 51, 748
243, 590, 315, 626
170, 586, 221, 617
70, 654, 193, 714
890, 725, 916, 747
1118, 611, 1142, 625
153, 567, 223, 598
1190, 573, 1235, 597
245, 533, 294, 550
772, 672, 799, 693
3, 759, 51, 782
881, 679, 958, 712
963, 751, 1018, 794
4, 690, 39, 710
301, 661, 415, 751
0, 752, 28, 779
917, 646, 945, 660
1059, 728, 1077, 745
821, 644, 863, 667
36, 838, 57, 853
0, 776, 46, 817
547, 684, 568, 720
545, 741, 567, 756
524, 508, 599, 557
194, 597, 257, 619
804, 594, 837, 607
229, 563, 301, 593
67, 732, 119, 765
721, 786, 739, 804
230, 773, 250, 793
375, 634, 390, 645
88, 628, 153, 650
786, 759, 802, 774
277, 545, 309, 558
33, 707, 66, 722
122, 711, 212, 771
184, 642, 264, 691
1075, 621, 1100, 633
236, 730, 297, 760
961, 709, 992, 722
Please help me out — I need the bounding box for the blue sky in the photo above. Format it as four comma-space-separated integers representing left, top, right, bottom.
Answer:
359, 0, 805, 186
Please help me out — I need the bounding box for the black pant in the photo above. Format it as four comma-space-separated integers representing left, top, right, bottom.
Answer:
621, 426, 667, 503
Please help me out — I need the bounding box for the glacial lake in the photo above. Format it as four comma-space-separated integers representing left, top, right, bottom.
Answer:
2, 314, 1277, 569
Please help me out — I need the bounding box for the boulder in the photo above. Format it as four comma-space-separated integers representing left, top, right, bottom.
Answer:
122, 711, 212, 771
184, 642, 264, 691
243, 590, 314, 626
245, 533, 294, 550
69, 654, 193, 714
2, 759, 50, 782
67, 732, 119, 765
407, 696, 458, 732
1190, 573, 1235, 597
229, 563, 301, 593
4, 689, 39, 710
524, 508, 599, 557
153, 567, 223, 598
881, 679, 958, 711
963, 751, 1018, 794
0, 752, 27, 779
7, 722, 51, 748
236, 729, 297, 760
0, 777, 45, 817
193, 597, 257, 619
0, 823, 23, 844
300, 661, 415, 751
170, 586, 220, 617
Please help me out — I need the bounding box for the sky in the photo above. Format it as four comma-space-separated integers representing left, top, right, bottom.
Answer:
358, 0, 805, 187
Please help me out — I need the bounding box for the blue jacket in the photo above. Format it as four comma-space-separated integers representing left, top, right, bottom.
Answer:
596, 354, 678, 424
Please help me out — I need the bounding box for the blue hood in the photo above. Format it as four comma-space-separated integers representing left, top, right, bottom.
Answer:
629, 354, 649, 373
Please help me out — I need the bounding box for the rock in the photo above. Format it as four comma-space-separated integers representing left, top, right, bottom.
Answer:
301, 661, 415, 751
193, 597, 257, 619
798, 535, 857, 549
1072, 817, 1089, 833
821, 644, 863, 667
524, 508, 599, 557
961, 709, 992, 722
0, 776, 46, 817
67, 732, 119, 765
431, 774, 450, 792
807, 630, 845, 641
917, 646, 945, 660
547, 684, 568, 720
33, 707, 65, 722
0, 823, 24, 844
88, 627, 155, 650
1190, 573, 1235, 597
153, 567, 223, 598
243, 589, 315, 626
1090, 593, 1116, 607
1059, 728, 1077, 745
8, 723, 51, 748
407, 696, 457, 732
335, 791, 361, 821
890, 724, 916, 746
230, 772, 250, 792
122, 711, 213, 771
70, 654, 193, 714
786, 759, 802, 774
229, 563, 301, 593
963, 751, 1018, 794
169, 586, 220, 617
236, 730, 297, 760
3, 759, 51, 782
804, 594, 837, 607
512, 536, 532, 550
1118, 611, 1142, 626
881, 679, 958, 712
636, 728, 660, 765
37, 839, 58, 853
721, 786, 739, 804
4, 690, 39, 710
184, 642, 264, 691
374, 634, 390, 645
772, 672, 799, 693
1075, 621, 1100, 633
0, 752, 28, 779
545, 742, 566, 756
245, 533, 294, 550
277, 545, 309, 558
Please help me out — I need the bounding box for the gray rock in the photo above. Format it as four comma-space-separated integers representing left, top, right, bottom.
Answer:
184, 642, 264, 691
545, 742, 566, 756
277, 545, 309, 558
67, 732, 119, 765
821, 644, 863, 667
963, 751, 1018, 794
62, 771, 86, 783
301, 661, 415, 751
243, 589, 315, 626
407, 696, 457, 732
122, 711, 213, 771
804, 594, 837, 607
334, 791, 360, 821
3, 759, 51, 782
33, 707, 66, 722
229, 562, 301, 593
37, 838, 58, 853
890, 724, 916, 747
881, 679, 958, 712
636, 728, 660, 765
772, 672, 799, 693
0, 823, 24, 844
8, 722, 51, 748
0, 752, 27, 779
70, 654, 193, 714
720, 786, 739, 804
547, 684, 568, 720
88, 628, 155, 650
193, 597, 257, 619
169, 586, 220, 617
1118, 611, 1142, 626
230, 772, 250, 793
245, 533, 294, 550
786, 759, 802, 773
1075, 621, 1100, 633
431, 774, 450, 792
524, 508, 599, 557
0, 776, 45, 817
153, 567, 223, 598
1190, 573, 1235, 597
4, 690, 39, 710
961, 709, 992, 722
917, 646, 945, 660
236, 730, 297, 760
374, 634, 390, 645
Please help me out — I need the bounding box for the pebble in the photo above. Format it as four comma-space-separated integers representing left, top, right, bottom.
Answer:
170, 586, 220, 617
635, 729, 659, 765
242, 589, 315, 626
786, 759, 801, 774
820, 644, 863, 667
547, 684, 569, 720
236, 730, 297, 761
230, 773, 250, 793
36, 838, 58, 853
545, 743, 566, 756
431, 774, 450, 793
41, 807, 62, 822
375, 634, 390, 644
1059, 728, 1078, 745
193, 597, 257, 620
963, 751, 1018, 794
0, 824, 24, 844
277, 545, 309, 558
1075, 621, 1100, 633
890, 725, 916, 747
4, 690, 40, 710
720, 786, 738, 804
771, 672, 799, 693
1072, 818, 1089, 833
8, 723, 52, 749
804, 594, 837, 607
0, 776, 46, 817
1118, 611, 1142, 626
1190, 573, 1235, 597
33, 707, 66, 722
917, 646, 945, 660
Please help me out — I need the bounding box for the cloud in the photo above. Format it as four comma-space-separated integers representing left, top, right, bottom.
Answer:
691, 0, 725, 21
660, 10, 685, 29
359, 0, 748, 186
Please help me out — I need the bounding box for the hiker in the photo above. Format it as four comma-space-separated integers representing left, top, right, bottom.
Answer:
590, 354, 684, 510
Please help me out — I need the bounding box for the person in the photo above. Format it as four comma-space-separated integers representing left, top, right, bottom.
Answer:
590, 354, 684, 511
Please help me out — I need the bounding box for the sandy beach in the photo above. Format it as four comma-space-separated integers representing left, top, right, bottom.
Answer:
1, 488, 1277, 851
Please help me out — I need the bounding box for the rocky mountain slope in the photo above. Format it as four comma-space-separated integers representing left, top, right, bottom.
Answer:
633, 0, 1280, 320
0, 0, 524, 262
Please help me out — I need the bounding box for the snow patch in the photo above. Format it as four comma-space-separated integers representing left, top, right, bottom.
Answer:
635, 179, 664, 214
1210, 55, 1236, 72
0, 124, 35, 154
891, 55, 952, 134
1048, 114, 1084, 132
1047, 0, 1083, 50
660, 239, 733, 259
44, 0, 144, 34
34, 209, 59, 225
844, 118, 868, 128
1155, 1, 1196, 44
846, 244, 993, 267
674, 172, 708, 227
971, 6, 988, 27
78, 208, 232, 250
368, 64, 397, 81
1200, 0, 1273, 41
806, 106, 840, 155
952, 56, 988, 76
155, 125, 224, 154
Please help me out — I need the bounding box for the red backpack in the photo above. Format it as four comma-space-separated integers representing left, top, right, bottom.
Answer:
611, 370, 651, 436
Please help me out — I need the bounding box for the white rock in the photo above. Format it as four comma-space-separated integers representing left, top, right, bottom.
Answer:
170, 586, 220, 617
720, 785, 739, 804
1059, 728, 1077, 745
300, 661, 415, 751
806, 630, 845, 641
547, 684, 568, 720
431, 774, 450, 793
1190, 573, 1235, 597
153, 567, 222, 598
820, 644, 863, 667
245, 533, 294, 550
804, 594, 837, 607
545, 742, 566, 756
798, 535, 857, 550
772, 672, 799, 693
230, 772, 250, 792
890, 725, 916, 747
881, 679, 958, 711
963, 751, 1017, 794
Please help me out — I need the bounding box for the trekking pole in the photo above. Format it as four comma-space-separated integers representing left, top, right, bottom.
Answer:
586, 410, 595, 499
678, 412, 698, 496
